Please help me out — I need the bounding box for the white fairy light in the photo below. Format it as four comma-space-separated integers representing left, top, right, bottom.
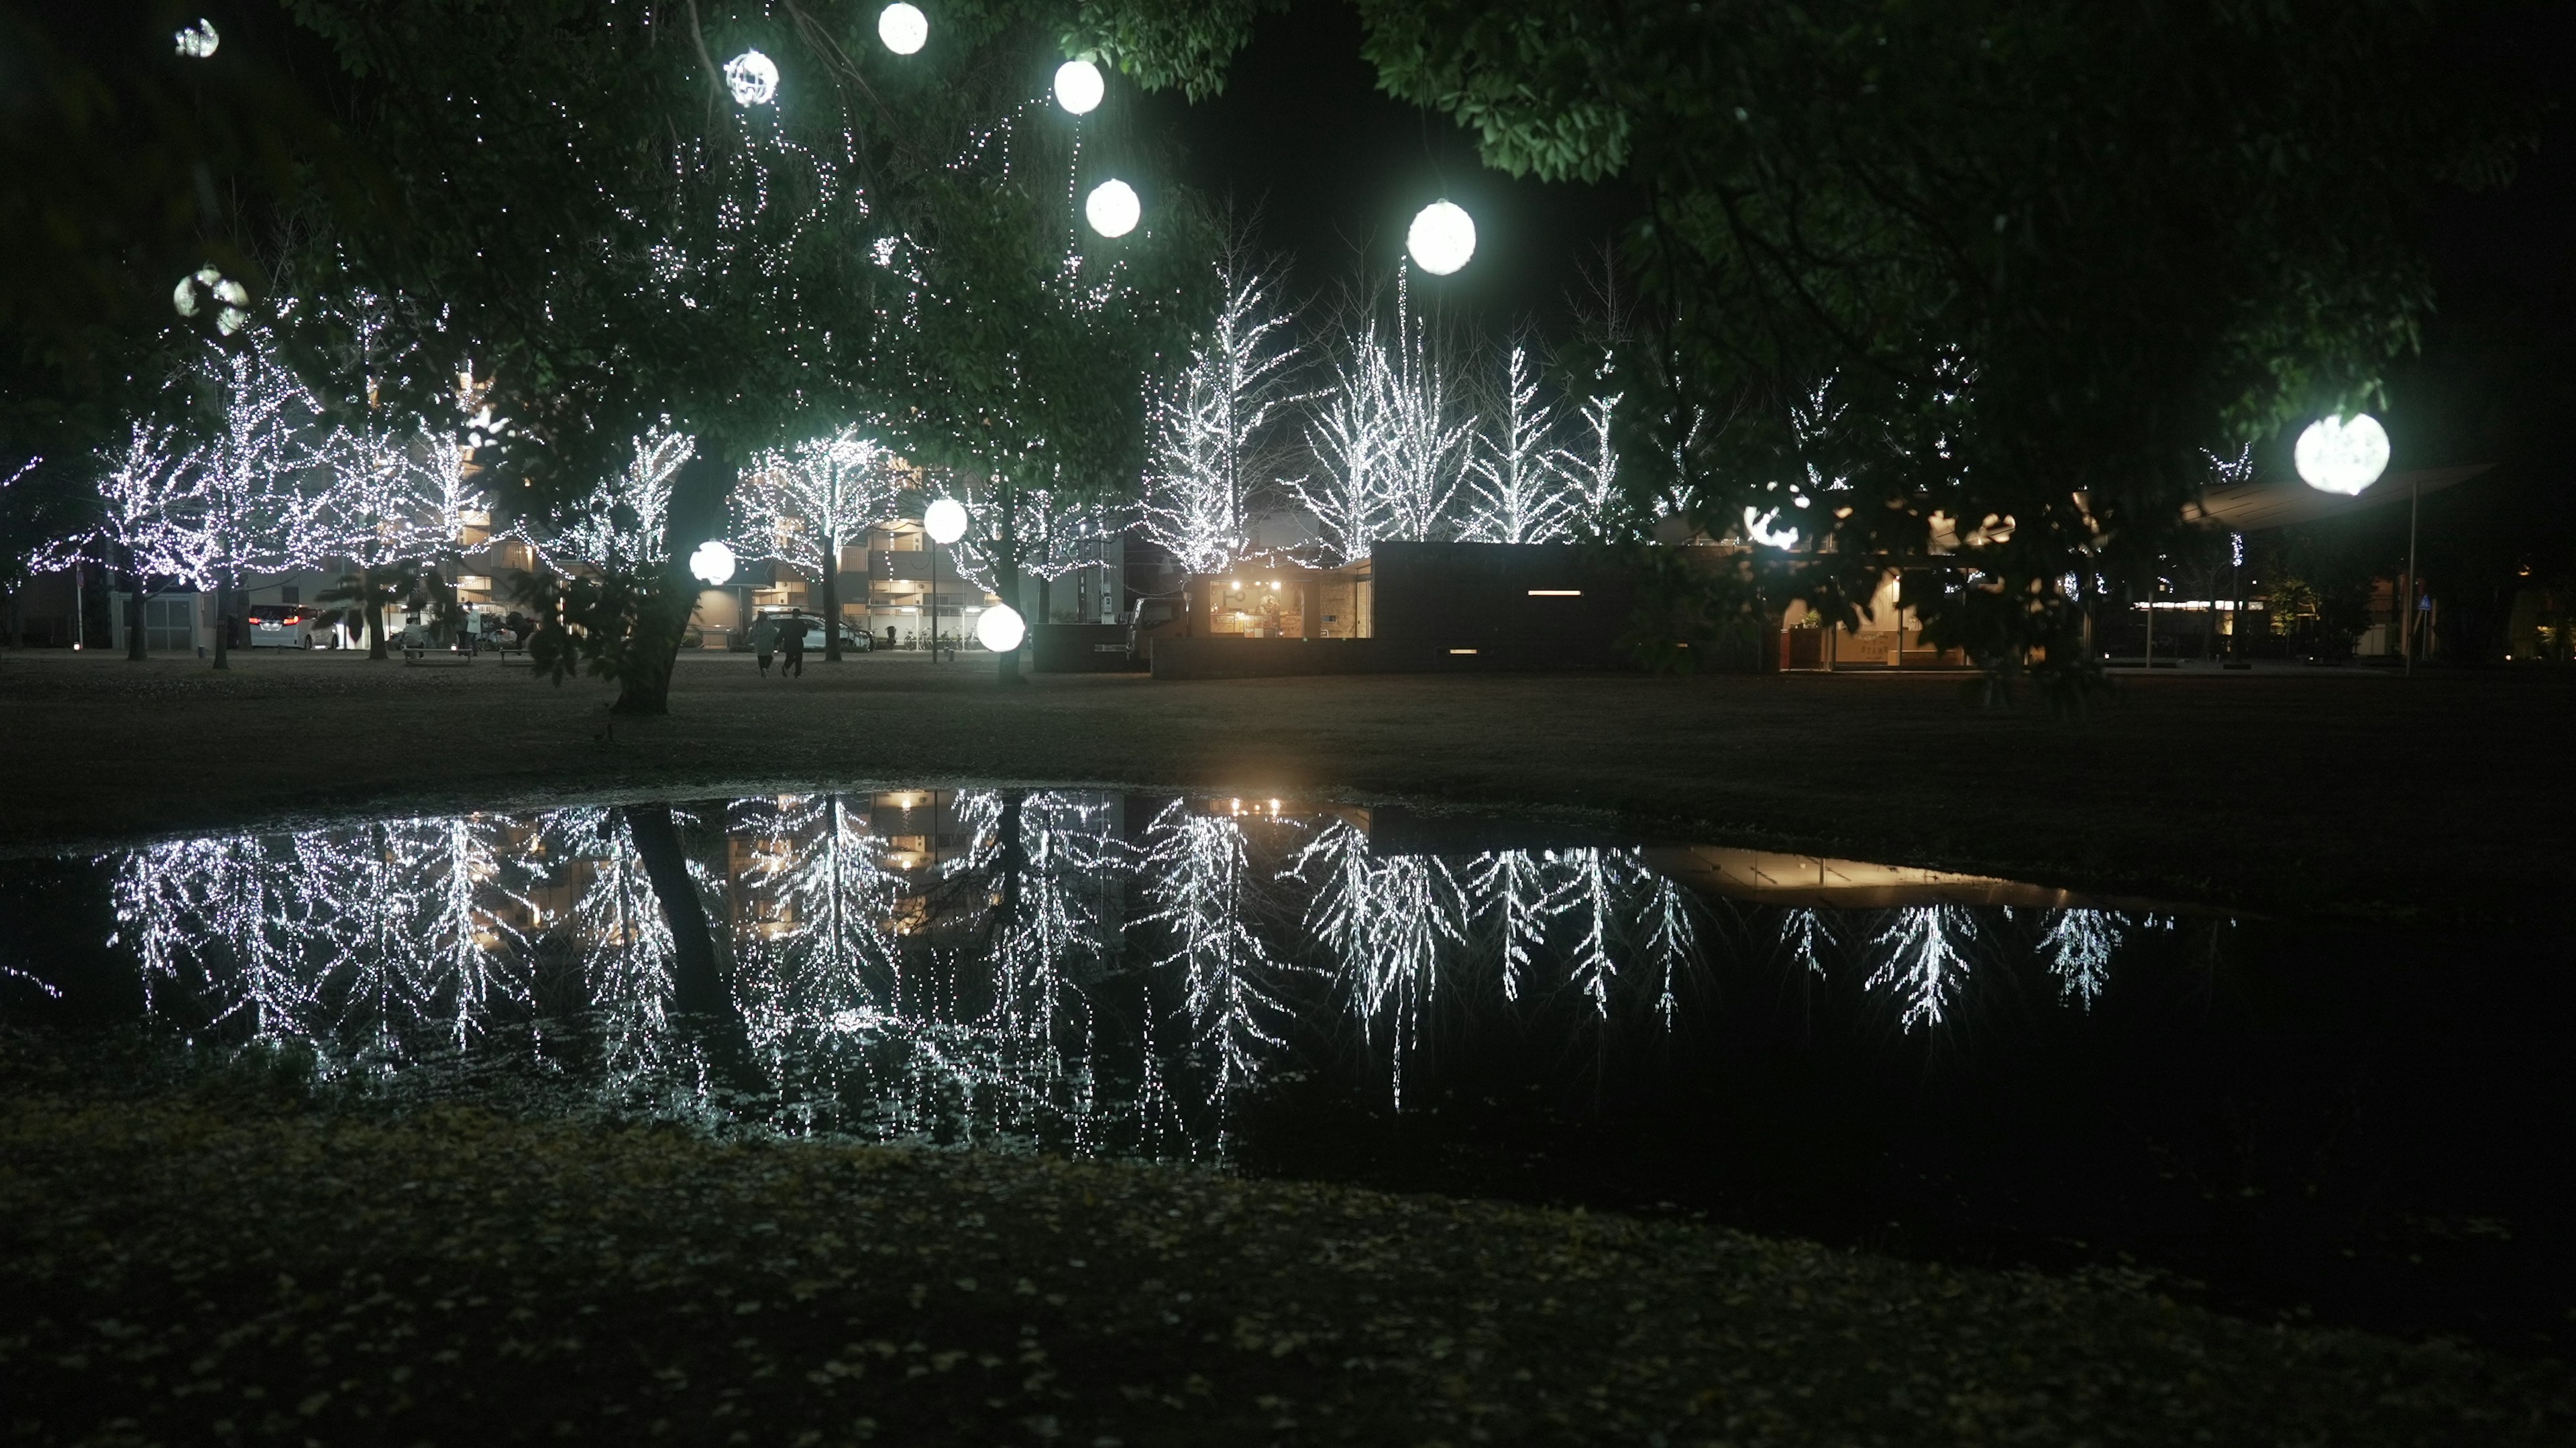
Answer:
1053, 59, 1104, 115
878, 3, 928, 56
2294, 413, 2390, 495
175, 19, 219, 58
724, 50, 780, 107
974, 602, 1025, 653
1406, 201, 1476, 276
1084, 179, 1140, 238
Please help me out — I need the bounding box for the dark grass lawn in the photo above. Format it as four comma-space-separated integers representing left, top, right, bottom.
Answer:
3, 648, 2572, 922
5, 1046, 2571, 1447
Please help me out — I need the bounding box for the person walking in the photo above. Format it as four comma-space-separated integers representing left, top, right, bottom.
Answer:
781, 617, 806, 678
752, 616, 775, 677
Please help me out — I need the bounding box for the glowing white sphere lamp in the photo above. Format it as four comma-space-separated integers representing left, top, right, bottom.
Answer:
1054, 59, 1104, 115
1742, 506, 1801, 550
878, 3, 928, 55
1407, 200, 1477, 276
1085, 179, 1140, 238
688, 541, 737, 586
174, 18, 219, 58
2293, 413, 2392, 496
923, 497, 968, 545
724, 50, 779, 107
975, 603, 1026, 653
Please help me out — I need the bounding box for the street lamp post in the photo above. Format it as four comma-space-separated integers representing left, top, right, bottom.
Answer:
923, 498, 968, 663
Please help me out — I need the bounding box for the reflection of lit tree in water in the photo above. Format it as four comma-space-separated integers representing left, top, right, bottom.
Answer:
1134, 800, 1289, 1106
1866, 907, 1980, 1030
1779, 907, 1833, 979
1462, 849, 1554, 1002
1291, 820, 1466, 1109
2039, 909, 2121, 1008
727, 794, 906, 1038
110, 816, 538, 1049
112, 832, 325, 1035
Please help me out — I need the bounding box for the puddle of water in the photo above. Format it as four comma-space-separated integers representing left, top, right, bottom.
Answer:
2, 788, 2570, 1347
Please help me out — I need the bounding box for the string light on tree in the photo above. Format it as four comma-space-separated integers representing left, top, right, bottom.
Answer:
1406, 201, 1476, 275
2293, 413, 2390, 495
877, 3, 928, 55
724, 50, 779, 107
1084, 179, 1140, 238
1053, 60, 1104, 115
174, 18, 219, 58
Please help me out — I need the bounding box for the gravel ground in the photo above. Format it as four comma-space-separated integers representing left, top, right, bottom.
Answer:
3, 649, 2573, 923
5, 1062, 2571, 1447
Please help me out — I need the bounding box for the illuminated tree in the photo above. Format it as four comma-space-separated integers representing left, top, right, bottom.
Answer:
1140, 254, 1303, 575
1463, 344, 1572, 544
734, 427, 900, 660
1376, 274, 1475, 543
1293, 329, 1393, 567
1290, 819, 1466, 1107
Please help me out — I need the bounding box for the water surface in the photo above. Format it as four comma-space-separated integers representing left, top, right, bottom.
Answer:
3, 788, 2568, 1347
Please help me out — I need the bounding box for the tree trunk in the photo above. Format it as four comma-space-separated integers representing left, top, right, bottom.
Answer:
613, 442, 734, 716
821, 541, 842, 662
209, 577, 229, 670
366, 569, 389, 660
623, 802, 729, 1019
123, 555, 146, 661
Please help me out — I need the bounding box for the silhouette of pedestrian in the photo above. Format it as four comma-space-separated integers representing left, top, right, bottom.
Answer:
753, 617, 775, 677
781, 618, 806, 678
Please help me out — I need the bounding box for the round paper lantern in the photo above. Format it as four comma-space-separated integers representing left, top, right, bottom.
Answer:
1407, 201, 1476, 276
688, 541, 737, 586
2293, 413, 2390, 496
174, 19, 219, 58
1085, 179, 1140, 238
724, 50, 778, 107
923, 497, 968, 545
1054, 59, 1104, 115
975, 603, 1026, 653
878, 3, 928, 55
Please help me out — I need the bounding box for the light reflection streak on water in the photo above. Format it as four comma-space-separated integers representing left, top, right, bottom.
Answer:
57, 791, 2197, 1160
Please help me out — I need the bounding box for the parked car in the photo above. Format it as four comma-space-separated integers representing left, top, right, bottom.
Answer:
246, 604, 322, 648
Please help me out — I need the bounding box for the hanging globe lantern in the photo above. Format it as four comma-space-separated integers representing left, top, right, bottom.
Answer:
1085, 179, 1140, 237
975, 603, 1026, 653
878, 3, 928, 55
174, 18, 219, 58
1407, 201, 1476, 275
2293, 414, 2391, 496
1054, 59, 1104, 115
689, 541, 738, 586
923, 497, 968, 545
724, 50, 778, 107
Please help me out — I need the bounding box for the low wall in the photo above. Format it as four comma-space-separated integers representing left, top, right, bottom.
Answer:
1030, 624, 1146, 673
1148, 636, 1611, 680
